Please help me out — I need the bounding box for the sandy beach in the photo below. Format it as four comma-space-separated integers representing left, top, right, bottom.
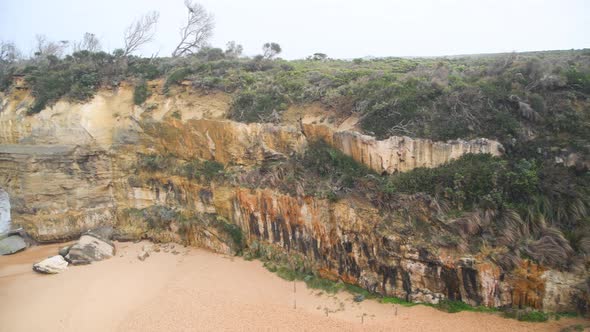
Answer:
0, 241, 584, 332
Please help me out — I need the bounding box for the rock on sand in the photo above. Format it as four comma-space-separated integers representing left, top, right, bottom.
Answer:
65, 234, 115, 265
0, 235, 27, 255
33, 255, 69, 274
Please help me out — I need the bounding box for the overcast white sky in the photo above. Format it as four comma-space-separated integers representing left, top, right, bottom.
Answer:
0, 0, 588, 59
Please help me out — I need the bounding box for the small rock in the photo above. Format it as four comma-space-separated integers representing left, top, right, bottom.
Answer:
58, 245, 71, 257
138, 250, 150, 261
172, 250, 180, 255
33, 255, 68, 274
0, 235, 27, 255
153, 245, 161, 252
353, 294, 365, 302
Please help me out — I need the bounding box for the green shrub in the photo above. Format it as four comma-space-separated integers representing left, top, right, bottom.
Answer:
503, 309, 549, 322
381, 297, 417, 307
26, 69, 72, 114
435, 300, 497, 313
164, 67, 192, 92
182, 159, 224, 182
133, 80, 149, 105
128, 58, 161, 79
137, 153, 176, 172
142, 205, 180, 230
275, 266, 307, 281
565, 67, 590, 93
23, 51, 118, 115
214, 217, 244, 252
229, 85, 287, 122
384, 154, 540, 210
303, 140, 374, 191
303, 275, 343, 293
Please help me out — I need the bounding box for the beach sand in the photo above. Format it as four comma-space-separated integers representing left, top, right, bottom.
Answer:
0, 241, 585, 332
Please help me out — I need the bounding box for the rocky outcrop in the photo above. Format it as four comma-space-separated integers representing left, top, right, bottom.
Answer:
142, 119, 307, 165
304, 123, 503, 174
33, 255, 69, 274
0, 144, 115, 242
542, 270, 590, 313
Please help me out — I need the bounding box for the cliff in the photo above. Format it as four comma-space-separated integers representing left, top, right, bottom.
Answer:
0, 85, 587, 315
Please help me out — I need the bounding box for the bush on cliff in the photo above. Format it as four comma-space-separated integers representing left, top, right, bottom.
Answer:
133, 80, 149, 105
384, 154, 539, 210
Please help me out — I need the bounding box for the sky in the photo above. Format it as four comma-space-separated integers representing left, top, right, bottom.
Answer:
0, 0, 588, 59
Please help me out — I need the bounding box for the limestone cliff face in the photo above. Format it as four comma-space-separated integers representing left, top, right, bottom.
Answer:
0, 144, 114, 241
304, 123, 504, 174
0, 86, 586, 313
142, 119, 306, 165
122, 180, 588, 312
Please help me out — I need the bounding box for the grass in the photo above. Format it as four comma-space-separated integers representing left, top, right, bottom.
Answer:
303, 275, 343, 294
381, 296, 417, 307
561, 324, 588, 332
503, 309, 549, 322
434, 300, 498, 313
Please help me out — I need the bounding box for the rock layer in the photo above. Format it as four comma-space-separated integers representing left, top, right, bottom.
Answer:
304, 123, 503, 174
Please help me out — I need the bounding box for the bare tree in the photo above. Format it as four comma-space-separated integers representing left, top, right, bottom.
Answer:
123, 11, 159, 56
224, 41, 243, 58
73, 32, 102, 53
34, 35, 68, 58
262, 42, 281, 59
0, 41, 20, 63
172, 1, 214, 57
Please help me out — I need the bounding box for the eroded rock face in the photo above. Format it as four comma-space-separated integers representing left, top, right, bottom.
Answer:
229, 188, 491, 305
0, 144, 115, 242
0, 88, 585, 313
142, 119, 307, 165
542, 270, 589, 313
304, 123, 504, 174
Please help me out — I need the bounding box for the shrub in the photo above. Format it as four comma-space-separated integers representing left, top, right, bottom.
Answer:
128, 58, 161, 79
137, 153, 177, 172
303, 140, 374, 190
143, 205, 179, 230
23, 51, 119, 115
565, 67, 590, 93
503, 309, 549, 322
229, 84, 287, 122
164, 67, 192, 92
133, 80, 149, 105
384, 154, 510, 209
434, 300, 496, 313
26, 68, 72, 114
182, 159, 224, 182
214, 217, 244, 252
381, 297, 417, 307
